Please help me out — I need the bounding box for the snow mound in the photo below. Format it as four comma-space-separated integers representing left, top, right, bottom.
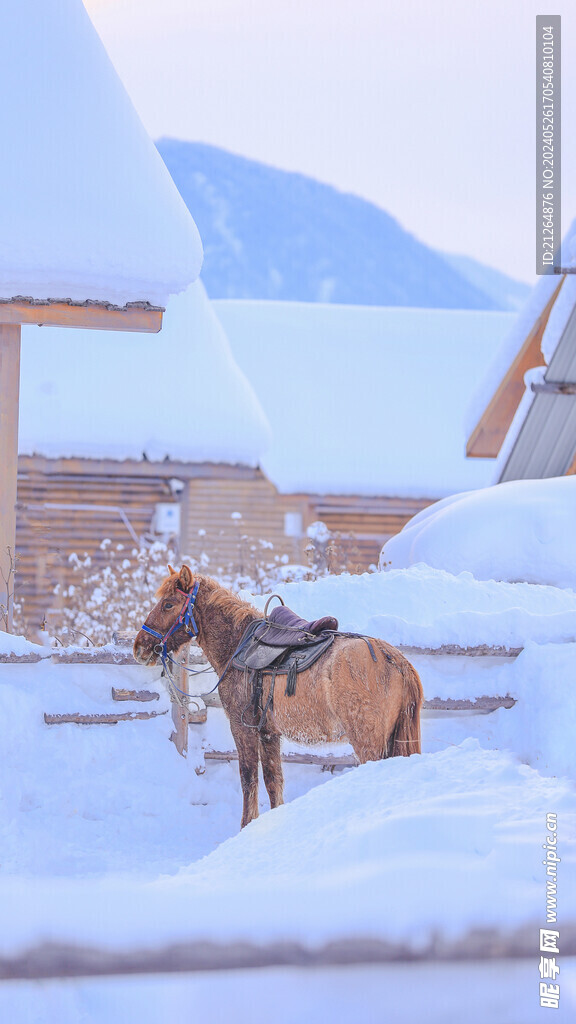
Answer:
244, 563, 576, 649
171, 742, 576, 945
380, 476, 576, 589
3, 743, 572, 957
0, 633, 46, 658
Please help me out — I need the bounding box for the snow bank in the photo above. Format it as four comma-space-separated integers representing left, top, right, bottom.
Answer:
0, 1, 202, 306
2, 962, 565, 1024
1, 566, 575, 1021
0, 632, 46, 658
379, 476, 576, 589
175, 742, 575, 944
1, 742, 574, 957
244, 562, 576, 649
216, 300, 514, 497
410, 641, 576, 778
19, 280, 271, 465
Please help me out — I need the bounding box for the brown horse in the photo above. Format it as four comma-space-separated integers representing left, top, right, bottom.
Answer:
133, 566, 423, 828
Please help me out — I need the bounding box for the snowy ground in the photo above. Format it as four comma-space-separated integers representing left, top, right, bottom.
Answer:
1, 568, 575, 1022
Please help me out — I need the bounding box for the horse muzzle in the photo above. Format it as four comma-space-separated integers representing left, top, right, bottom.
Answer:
132, 634, 160, 666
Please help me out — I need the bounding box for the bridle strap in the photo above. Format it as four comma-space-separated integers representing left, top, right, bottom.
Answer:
141, 581, 200, 650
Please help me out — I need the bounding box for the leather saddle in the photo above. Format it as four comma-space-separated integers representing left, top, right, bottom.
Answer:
252, 604, 338, 647
231, 603, 339, 689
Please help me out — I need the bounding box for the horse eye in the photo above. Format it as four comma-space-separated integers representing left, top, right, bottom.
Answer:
163, 601, 175, 611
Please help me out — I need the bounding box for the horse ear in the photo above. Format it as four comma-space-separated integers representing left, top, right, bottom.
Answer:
167, 564, 177, 576
178, 565, 193, 591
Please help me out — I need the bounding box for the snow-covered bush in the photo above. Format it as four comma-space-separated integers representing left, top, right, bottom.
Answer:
46, 521, 351, 645
51, 540, 182, 646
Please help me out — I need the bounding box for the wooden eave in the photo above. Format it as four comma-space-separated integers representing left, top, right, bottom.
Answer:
466, 276, 565, 458
17, 454, 264, 481
0, 298, 163, 333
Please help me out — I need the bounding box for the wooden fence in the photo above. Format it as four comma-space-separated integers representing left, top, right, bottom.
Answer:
21, 634, 522, 758
3, 923, 574, 981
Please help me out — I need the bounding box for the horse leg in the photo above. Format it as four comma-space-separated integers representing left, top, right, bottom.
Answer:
228, 720, 260, 828
259, 727, 284, 811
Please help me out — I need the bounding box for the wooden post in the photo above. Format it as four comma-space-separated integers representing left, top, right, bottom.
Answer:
170, 650, 189, 757
0, 324, 21, 632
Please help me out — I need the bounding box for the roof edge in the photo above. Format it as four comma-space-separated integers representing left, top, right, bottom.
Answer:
0, 295, 165, 312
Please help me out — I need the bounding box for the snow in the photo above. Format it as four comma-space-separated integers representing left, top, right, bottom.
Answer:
215, 300, 515, 496
380, 476, 576, 589
0, 1, 202, 306
0, 632, 46, 658
1, 561, 576, 1019
18, 297, 514, 486
19, 280, 271, 465
245, 562, 576, 650
4, 962, 571, 1024
2, 741, 573, 951
6, 290, 576, 1020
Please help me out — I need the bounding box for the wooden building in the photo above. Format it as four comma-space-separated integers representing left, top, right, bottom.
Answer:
14, 297, 516, 634
15, 454, 429, 632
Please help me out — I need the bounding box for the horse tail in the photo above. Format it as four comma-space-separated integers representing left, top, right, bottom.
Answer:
389, 661, 423, 756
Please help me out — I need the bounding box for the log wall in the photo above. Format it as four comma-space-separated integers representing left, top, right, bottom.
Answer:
15, 456, 433, 634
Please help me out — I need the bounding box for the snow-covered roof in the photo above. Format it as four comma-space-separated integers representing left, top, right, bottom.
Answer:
0, 1, 202, 308
19, 282, 271, 465
464, 273, 560, 442
493, 222, 576, 481
215, 300, 515, 498
466, 219, 576, 471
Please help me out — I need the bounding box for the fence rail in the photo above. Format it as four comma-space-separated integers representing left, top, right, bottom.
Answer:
2, 923, 574, 981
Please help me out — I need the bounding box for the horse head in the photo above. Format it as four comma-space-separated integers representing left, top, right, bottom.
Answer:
133, 564, 198, 666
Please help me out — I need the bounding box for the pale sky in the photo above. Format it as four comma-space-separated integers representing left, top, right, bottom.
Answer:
84, 0, 576, 284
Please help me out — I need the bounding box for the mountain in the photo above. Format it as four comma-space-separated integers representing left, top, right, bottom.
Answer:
440, 252, 531, 311
156, 138, 501, 310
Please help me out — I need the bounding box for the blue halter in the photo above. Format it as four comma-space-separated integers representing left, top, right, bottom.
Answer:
141, 581, 200, 656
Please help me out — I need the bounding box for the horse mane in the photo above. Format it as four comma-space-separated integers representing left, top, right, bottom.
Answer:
156, 571, 261, 629
201, 575, 262, 628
